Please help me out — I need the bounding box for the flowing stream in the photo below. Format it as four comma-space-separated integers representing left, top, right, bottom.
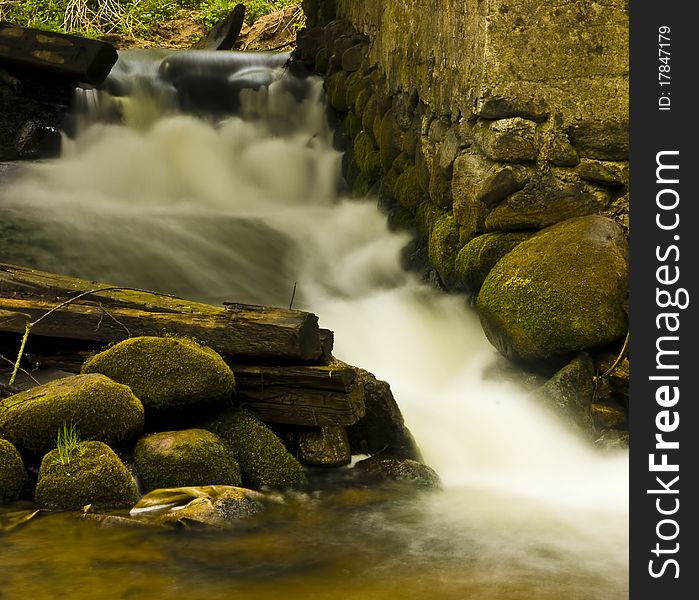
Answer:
0, 51, 628, 599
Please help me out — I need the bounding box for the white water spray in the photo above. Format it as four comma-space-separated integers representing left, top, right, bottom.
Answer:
0, 50, 627, 595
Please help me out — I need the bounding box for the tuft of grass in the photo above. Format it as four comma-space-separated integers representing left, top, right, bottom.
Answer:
55, 422, 81, 466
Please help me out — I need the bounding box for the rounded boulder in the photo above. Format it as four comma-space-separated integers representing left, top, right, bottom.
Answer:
81, 336, 235, 411
134, 429, 242, 492
0, 439, 27, 503
35, 441, 138, 510
0, 374, 144, 456
476, 215, 628, 361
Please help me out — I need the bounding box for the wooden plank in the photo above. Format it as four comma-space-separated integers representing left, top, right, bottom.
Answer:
233, 359, 356, 393
0, 24, 118, 85
0, 263, 329, 362
238, 378, 365, 427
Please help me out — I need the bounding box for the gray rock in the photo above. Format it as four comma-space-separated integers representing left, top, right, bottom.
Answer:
354, 455, 440, 489
475, 117, 539, 163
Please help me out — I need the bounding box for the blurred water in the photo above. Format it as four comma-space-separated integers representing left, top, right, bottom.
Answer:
0, 50, 628, 599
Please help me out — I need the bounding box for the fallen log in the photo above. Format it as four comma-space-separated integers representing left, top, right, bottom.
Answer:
0, 24, 118, 85
0, 262, 328, 362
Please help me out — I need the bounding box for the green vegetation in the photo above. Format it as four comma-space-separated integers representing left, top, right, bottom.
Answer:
55, 421, 81, 466
0, 1, 300, 41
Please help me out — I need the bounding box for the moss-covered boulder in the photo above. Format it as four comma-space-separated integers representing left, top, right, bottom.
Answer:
209, 409, 306, 488
428, 213, 463, 283
477, 215, 628, 361
353, 130, 381, 183
0, 374, 143, 456
81, 336, 235, 411
134, 429, 242, 492
35, 441, 138, 510
453, 232, 531, 293
394, 165, 425, 210
325, 70, 349, 112
0, 439, 27, 503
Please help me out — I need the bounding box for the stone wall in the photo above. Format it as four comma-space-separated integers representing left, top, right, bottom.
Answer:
295, 1, 630, 437
296, 0, 628, 294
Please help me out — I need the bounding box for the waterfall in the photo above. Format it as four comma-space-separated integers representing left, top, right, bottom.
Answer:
0, 50, 628, 596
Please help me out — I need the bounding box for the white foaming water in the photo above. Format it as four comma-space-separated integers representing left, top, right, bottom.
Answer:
0, 51, 627, 592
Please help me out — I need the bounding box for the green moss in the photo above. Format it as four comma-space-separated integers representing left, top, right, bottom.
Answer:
476, 216, 629, 361
0, 439, 27, 503
353, 131, 382, 182
343, 111, 362, 141
81, 336, 235, 411
453, 232, 531, 293
394, 165, 425, 210
0, 374, 144, 456
134, 429, 241, 492
35, 441, 138, 510
325, 70, 349, 112
352, 171, 371, 197
345, 70, 367, 110
210, 409, 306, 488
354, 88, 370, 118
415, 201, 442, 239
428, 213, 463, 281
379, 108, 402, 172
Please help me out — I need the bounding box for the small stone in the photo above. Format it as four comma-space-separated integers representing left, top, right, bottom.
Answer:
298, 426, 351, 467
354, 456, 441, 488
475, 117, 539, 163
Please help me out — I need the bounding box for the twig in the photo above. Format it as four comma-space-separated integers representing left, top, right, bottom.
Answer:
0, 353, 40, 385
288, 282, 297, 310
6, 284, 172, 386
595, 331, 630, 380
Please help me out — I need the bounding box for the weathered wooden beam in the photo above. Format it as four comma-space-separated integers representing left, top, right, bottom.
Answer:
0, 263, 329, 362
0, 24, 118, 85
237, 378, 365, 427
233, 359, 356, 393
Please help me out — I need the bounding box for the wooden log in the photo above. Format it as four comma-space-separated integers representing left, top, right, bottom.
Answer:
193, 4, 246, 51
0, 24, 118, 85
237, 378, 365, 427
233, 359, 356, 393
0, 263, 329, 362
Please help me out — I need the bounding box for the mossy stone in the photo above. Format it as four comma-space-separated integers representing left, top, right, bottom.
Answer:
209, 409, 306, 488
314, 47, 329, 74
428, 213, 463, 282
477, 215, 628, 361
81, 336, 235, 411
0, 374, 144, 456
379, 108, 402, 172
35, 441, 138, 510
134, 429, 242, 492
325, 70, 349, 112
352, 171, 371, 197
353, 130, 381, 182
0, 439, 27, 503
453, 232, 531, 293
354, 88, 370, 117
342, 110, 362, 140
345, 70, 366, 110
415, 200, 442, 239
394, 165, 425, 210
354, 456, 441, 489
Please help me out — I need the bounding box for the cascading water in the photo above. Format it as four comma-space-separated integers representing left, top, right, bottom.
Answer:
0, 51, 628, 598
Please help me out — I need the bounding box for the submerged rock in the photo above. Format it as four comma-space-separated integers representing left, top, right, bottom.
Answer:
208, 409, 306, 488
81, 336, 235, 411
0, 439, 27, 503
477, 215, 628, 361
130, 485, 269, 528
354, 455, 441, 489
35, 441, 138, 510
536, 353, 596, 435
298, 426, 351, 467
0, 374, 144, 455
134, 429, 242, 492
